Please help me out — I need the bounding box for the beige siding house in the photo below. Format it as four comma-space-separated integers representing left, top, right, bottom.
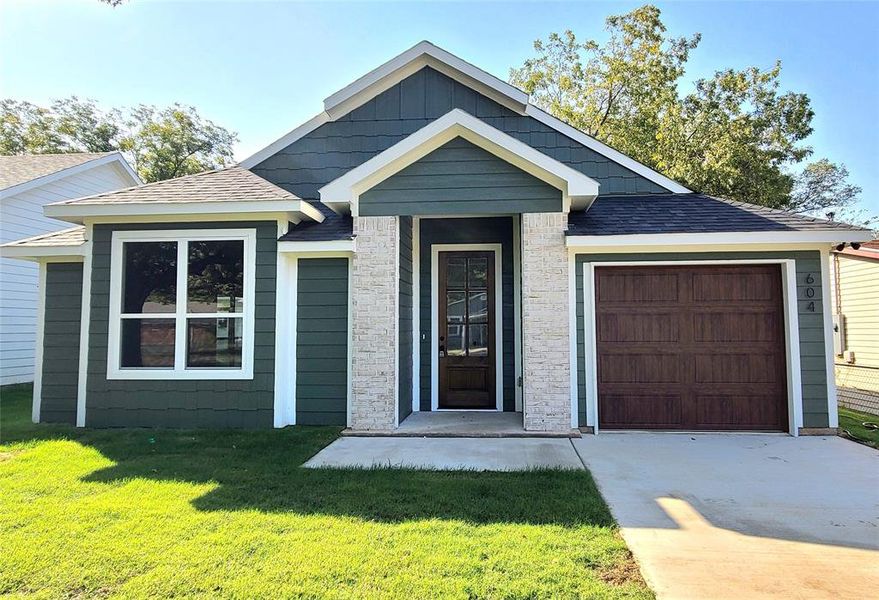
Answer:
832, 240, 879, 414
0, 153, 140, 385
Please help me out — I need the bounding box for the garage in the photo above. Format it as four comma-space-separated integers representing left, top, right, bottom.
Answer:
595, 264, 789, 431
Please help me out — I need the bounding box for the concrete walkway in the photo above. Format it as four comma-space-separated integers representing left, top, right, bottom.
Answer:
573, 434, 879, 599
304, 437, 584, 471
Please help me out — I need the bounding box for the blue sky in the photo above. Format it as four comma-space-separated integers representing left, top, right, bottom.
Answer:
2, 0, 877, 214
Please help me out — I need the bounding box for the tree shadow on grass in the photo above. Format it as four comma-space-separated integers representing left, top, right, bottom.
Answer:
1, 393, 612, 527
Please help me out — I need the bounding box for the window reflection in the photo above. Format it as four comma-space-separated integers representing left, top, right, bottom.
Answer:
122, 242, 177, 313
187, 240, 244, 313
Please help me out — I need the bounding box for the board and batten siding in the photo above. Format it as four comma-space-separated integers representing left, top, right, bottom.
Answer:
0, 162, 135, 385
574, 251, 832, 428
398, 216, 413, 421
38, 263, 83, 424
85, 221, 277, 428
253, 66, 669, 200
295, 257, 349, 425
832, 252, 879, 415
360, 138, 561, 216
419, 217, 516, 411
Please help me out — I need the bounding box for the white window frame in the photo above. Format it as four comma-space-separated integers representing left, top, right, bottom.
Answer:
107, 228, 257, 380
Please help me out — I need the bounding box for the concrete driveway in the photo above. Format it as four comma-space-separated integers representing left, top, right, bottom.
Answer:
573, 434, 879, 599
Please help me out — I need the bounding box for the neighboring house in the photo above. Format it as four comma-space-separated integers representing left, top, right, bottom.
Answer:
1, 42, 871, 434
0, 153, 140, 385
831, 240, 879, 415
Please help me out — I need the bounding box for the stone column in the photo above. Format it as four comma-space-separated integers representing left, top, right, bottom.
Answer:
521, 212, 572, 432
349, 215, 399, 431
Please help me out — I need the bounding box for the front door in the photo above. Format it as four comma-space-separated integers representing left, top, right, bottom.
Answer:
438, 251, 496, 409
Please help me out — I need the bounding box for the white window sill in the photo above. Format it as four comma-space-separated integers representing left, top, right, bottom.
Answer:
106, 368, 254, 381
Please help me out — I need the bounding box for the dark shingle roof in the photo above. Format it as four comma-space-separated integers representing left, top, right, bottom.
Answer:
279, 202, 354, 241
567, 193, 869, 236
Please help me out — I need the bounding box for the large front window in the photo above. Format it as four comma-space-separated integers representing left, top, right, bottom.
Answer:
108, 229, 255, 379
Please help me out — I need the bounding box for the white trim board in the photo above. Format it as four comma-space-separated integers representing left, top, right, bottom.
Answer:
106, 228, 257, 381
319, 108, 599, 215
430, 243, 504, 412
580, 259, 805, 436
819, 248, 839, 428
239, 41, 688, 194
32, 261, 47, 423
273, 253, 298, 427
566, 231, 870, 248
75, 226, 94, 427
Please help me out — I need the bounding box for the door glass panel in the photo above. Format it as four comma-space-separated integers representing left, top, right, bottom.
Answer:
447, 258, 466, 289
468, 324, 489, 356
446, 324, 466, 356
468, 257, 488, 289
446, 291, 466, 323
468, 291, 488, 324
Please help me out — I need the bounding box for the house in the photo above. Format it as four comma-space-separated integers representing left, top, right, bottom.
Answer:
831, 240, 879, 415
1, 42, 870, 434
0, 152, 140, 386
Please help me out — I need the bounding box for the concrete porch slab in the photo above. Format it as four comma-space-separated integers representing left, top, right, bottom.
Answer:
304, 437, 585, 471
342, 411, 580, 438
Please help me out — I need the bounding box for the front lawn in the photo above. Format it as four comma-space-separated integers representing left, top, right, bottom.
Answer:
839, 406, 879, 449
0, 385, 649, 599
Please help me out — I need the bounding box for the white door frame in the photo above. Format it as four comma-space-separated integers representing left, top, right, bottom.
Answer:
581, 259, 805, 435
431, 243, 503, 411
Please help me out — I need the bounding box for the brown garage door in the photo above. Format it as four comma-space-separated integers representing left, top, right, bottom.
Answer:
595, 265, 788, 431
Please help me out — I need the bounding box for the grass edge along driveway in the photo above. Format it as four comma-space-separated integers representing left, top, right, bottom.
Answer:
0, 385, 650, 599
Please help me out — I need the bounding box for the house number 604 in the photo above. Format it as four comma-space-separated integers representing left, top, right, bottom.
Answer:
804, 273, 816, 311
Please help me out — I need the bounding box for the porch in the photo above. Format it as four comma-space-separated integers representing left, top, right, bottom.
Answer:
343, 411, 580, 438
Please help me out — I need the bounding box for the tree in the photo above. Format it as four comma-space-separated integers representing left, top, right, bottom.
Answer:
510, 4, 864, 217
0, 98, 237, 183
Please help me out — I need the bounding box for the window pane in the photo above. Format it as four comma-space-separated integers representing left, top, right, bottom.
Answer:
122, 242, 177, 313
120, 319, 175, 368
446, 291, 466, 323
468, 291, 488, 324
187, 240, 245, 313
446, 323, 466, 357
468, 257, 488, 289
468, 323, 489, 357
447, 258, 466, 289
187, 318, 243, 368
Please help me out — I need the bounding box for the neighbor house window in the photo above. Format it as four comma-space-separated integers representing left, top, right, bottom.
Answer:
108, 229, 256, 380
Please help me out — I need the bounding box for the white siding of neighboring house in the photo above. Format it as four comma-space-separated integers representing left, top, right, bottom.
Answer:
831, 251, 879, 415
0, 162, 137, 385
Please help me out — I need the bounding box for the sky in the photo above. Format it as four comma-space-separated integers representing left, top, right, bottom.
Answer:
2, 0, 877, 215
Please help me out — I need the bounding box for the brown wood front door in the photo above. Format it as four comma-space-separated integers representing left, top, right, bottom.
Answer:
595, 264, 789, 431
438, 251, 496, 409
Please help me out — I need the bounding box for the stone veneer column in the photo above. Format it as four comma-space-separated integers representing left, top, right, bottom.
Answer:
521, 212, 572, 432
349, 215, 399, 431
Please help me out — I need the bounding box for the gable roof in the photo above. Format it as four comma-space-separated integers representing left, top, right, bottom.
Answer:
239, 41, 690, 194
43, 166, 324, 224
566, 193, 871, 242
319, 108, 600, 214
0, 152, 140, 197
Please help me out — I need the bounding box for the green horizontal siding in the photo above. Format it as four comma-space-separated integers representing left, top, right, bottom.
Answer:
39, 263, 83, 424
398, 217, 414, 421
574, 251, 830, 428
253, 66, 670, 199
296, 257, 348, 426
360, 138, 561, 216
85, 222, 277, 429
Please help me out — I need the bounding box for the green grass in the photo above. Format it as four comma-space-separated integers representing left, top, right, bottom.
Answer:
839, 406, 879, 449
0, 385, 649, 599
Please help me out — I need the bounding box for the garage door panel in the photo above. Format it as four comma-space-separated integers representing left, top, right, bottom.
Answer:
694, 354, 782, 383
595, 265, 788, 431
693, 311, 783, 343
597, 272, 680, 303
692, 270, 780, 302
600, 394, 682, 428
599, 353, 682, 384
597, 312, 680, 343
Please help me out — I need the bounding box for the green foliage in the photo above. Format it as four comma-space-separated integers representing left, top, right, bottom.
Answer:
0, 387, 649, 598
0, 98, 237, 183
511, 4, 863, 216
